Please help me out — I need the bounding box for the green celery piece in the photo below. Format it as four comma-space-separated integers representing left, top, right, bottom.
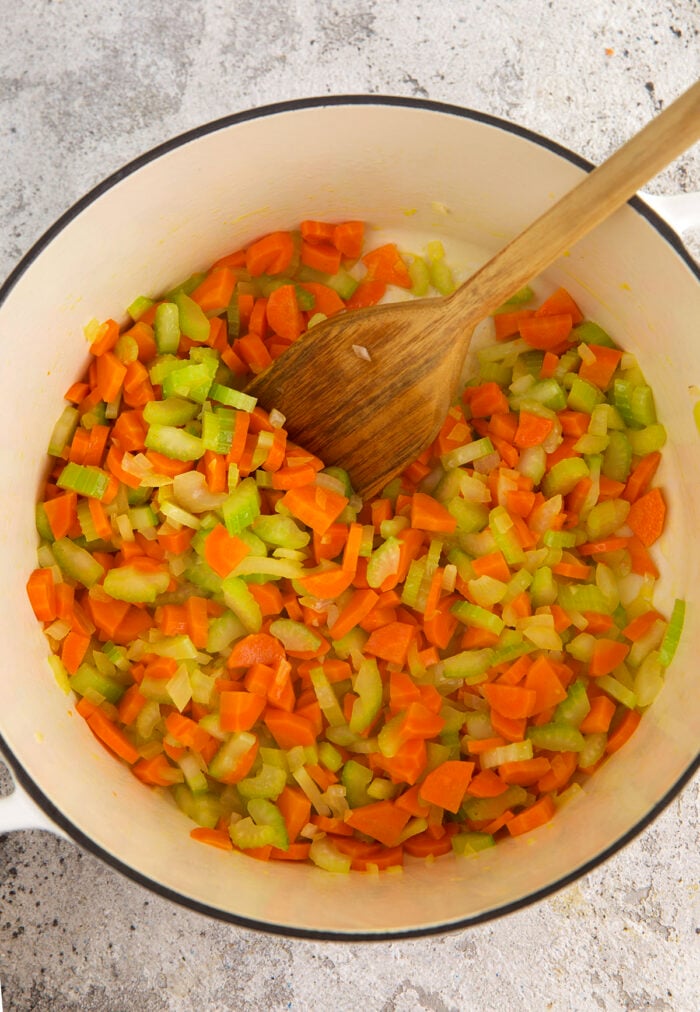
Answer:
237, 763, 287, 800
478, 361, 512, 387
554, 679, 591, 728
526, 378, 567, 411
184, 557, 222, 595
165, 272, 207, 300
428, 258, 456, 295
542, 457, 589, 498
496, 285, 534, 309
127, 295, 154, 321
308, 836, 351, 873
571, 321, 617, 348
451, 601, 504, 636
230, 818, 277, 850
489, 506, 525, 565
629, 384, 657, 427
627, 424, 667, 456
128, 505, 158, 532
76, 499, 100, 543
226, 300, 240, 341
542, 530, 578, 549
145, 423, 204, 461
178, 752, 208, 794
36, 503, 54, 541
295, 264, 358, 300
341, 758, 373, 807
222, 576, 263, 633
208, 731, 257, 781
447, 497, 489, 534
349, 658, 383, 734
585, 498, 630, 540
529, 565, 557, 608
568, 376, 603, 414
48, 405, 80, 457
57, 462, 110, 499
310, 667, 345, 727
69, 663, 125, 704
659, 598, 685, 667
252, 514, 309, 549
401, 558, 426, 609
527, 723, 586, 751
207, 610, 246, 654
222, 477, 261, 535
578, 732, 608, 769
161, 360, 216, 403
247, 798, 289, 850
602, 430, 632, 482
461, 785, 527, 822
52, 537, 105, 588
517, 445, 547, 486
269, 618, 324, 655
209, 383, 257, 412
202, 407, 236, 454
442, 436, 494, 470
323, 466, 354, 497
451, 831, 496, 856
149, 355, 186, 387
434, 468, 469, 504
612, 378, 640, 428
634, 651, 665, 707
557, 583, 612, 615
441, 648, 495, 683
143, 397, 200, 427
154, 301, 180, 354
174, 786, 220, 828
409, 255, 430, 296
318, 741, 344, 773
366, 536, 401, 589
596, 675, 637, 709
174, 291, 210, 343
103, 565, 170, 604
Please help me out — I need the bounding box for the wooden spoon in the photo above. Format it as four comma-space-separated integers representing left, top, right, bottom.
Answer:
247, 80, 700, 499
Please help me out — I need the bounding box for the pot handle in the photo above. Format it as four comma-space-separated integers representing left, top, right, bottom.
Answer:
640, 190, 700, 235
0, 757, 68, 838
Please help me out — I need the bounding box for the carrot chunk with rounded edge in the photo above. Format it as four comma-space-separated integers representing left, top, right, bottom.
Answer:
264, 710, 317, 750
346, 280, 386, 309
578, 345, 622, 390
219, 691, 267, 732
589, 638, 630, 677
204, 524, 251, 578
482, 683, 537, 720
344, 800, 411, 847
519, 314, 573, 349
228, 633, 285, 669
466, 769, 508, 798
333, 221, 364, 259
26, 569, 57, 622
606, 709, 641, 753
361, 243, 411, 288
301, 240, 342, 275
410, 492, 457, 533
86, 709, 140, 765
466, 381, 509, 418
419, 761, 475, 813
513, 411, 554, 448
626, 487, 666, 546
506, 795, 556, 836
190, 827, 234, 851
267, 284, 303, 341
245, 231, 295, 276
579, 695, 616, 734
534, 287, 584, 324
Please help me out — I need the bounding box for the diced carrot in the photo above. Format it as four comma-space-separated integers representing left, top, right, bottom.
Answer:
588, 638, 630, 677
623, 451, 662, 503
301, 240, 342, 275
333, 220, 364, 259
506, 795, 556, 836
513, 411, 554, 448
626, 487, 666, 547
579, 694, 616, 734
605, 708, 641, 753
493, 309, 535, 341
190, 827, 234, 851
534, 287, 584, 324
345, 280, 387, 309
344, 800, 411, 847
190, 268, 237, 314
578, 345, 622, 390
245, 230, 295, 276
465, 769, 508, 798
267, 284, 303, 341
361, 243, 411, 288
498, 757, 552, 786
204, 523, 250, 578
86, 708, 140, 765
419, 760, 474, 813
410, 492, 457, 533
519, 314, 573, 349
219, 691, 267, 732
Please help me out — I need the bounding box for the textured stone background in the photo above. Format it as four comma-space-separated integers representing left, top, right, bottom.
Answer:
1, 1, 699, 1009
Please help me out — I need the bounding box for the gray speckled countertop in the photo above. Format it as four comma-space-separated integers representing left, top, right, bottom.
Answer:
1, 2, 699, 1010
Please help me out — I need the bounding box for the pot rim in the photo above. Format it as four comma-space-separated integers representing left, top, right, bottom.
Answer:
1, 93, 698, 941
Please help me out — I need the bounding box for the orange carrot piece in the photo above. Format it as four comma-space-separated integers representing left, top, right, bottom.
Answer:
403, 831, 454, 858
419, 760, 474, 813
506, 795, 556, 836
60, 630, 90, 675
579, 694, 616, 734
519, 313, 573, 349
482, 683, 537, 720
280, 484, 348, 536
534, 287, 584, 324
345, 280, 387, 309
344, 799, 411, 847
228, 632, 285, 669
589, 638, 630, 677
536, 751, 578, 792
462, 736, 507, 755
219, 691, 267, 732
513, 411, 554, 448
471, 551, 511, 582
277, 785, 312, 843
523, 655, 569, 713
410, 491, 457, 533
301, 240, 342, 275
626, 487, 666, 547
266, 284, 303, 341
86, 708, 140, 765
333, 220, 364, 259
493, 309, 535, 341
622, 609, 662, 642
465, 381, 510, 418
132, 754, 181, 787
361, 243, 411, 288
364, 621, 415, 667
623, 451, 662, 503
578, 345, 622, 390
264, 709, 317, 750
498, 757, 552, 786
204, 523, 251, 578
89, 318, 120, 356
117, 684, 148, 726
465, 769, 508, 798
245, 230, 295, 276
605, 708, 641, 753
190, 268, 237, 314
489, 708, 526, 743
43, 491, 78, 540
190, 827, 234, 851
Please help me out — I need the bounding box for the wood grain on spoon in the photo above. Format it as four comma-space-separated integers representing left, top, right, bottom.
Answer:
247, 80, 700, 499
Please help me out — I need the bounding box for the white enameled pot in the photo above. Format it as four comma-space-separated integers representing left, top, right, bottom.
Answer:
0, 97, 698, 940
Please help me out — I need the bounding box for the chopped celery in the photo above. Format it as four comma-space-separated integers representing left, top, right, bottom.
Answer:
246, 798, 289, 850
222, 576, 263, 633
462, 786, 527, 821
103, 564, 170, 604
658, 598, 685, 667
222, 477, 260, 534
48, 405, 79, 457
309, 835, 351, 873
237, 764, 287, 800
602, 430, 632, 482
451, 601, 504, 636
595, 675, 637, 709
441, 649, 495, 683
143, 397, 200, 427
585, 498, 630, 540
578, 732, 608, 769
442, 437, 495, 469
69, 663, 125, 704
349, 658, 383, 734
145, 424, 204, 461
174, 291, 210, 343
568, 376, 603, 414
554, 680, 591, 728
52, 537, 105, 588
527, 723, 585, 752
57, 462, 110, 500
542, 457, 589, 498
451, 831, 495, 856
408, 255, 430, 296
571, 321, 617, 348
209, 383, 257, 412
341, 759, 373, 807
627, 423, 667, 456
154, 302, 180, 354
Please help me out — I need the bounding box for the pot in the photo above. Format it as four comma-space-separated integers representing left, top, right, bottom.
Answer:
0, 97, 698, 939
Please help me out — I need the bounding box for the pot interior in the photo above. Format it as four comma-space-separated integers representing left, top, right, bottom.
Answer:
1, 101, 698, 937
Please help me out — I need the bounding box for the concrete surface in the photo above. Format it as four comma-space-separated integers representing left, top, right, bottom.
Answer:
1, 1, 699, 1009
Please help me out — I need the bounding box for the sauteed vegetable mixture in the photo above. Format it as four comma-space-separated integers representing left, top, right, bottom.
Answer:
27, 221, 684, 871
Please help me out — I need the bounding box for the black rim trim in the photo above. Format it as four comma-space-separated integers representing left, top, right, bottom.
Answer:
1, 93, 698, 941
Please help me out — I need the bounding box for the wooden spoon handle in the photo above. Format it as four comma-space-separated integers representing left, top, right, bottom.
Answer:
443, 78, 700, 330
